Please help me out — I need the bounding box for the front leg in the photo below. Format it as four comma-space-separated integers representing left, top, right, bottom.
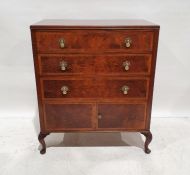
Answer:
141, 131, 152, 154
38, 132, 49, 154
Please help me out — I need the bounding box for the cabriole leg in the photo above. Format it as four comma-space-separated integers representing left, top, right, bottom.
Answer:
141, 131, 152, 154
38, 132, 49, 154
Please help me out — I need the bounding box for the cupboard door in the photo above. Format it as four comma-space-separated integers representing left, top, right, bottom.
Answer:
97, 103, 146, 130
44, 103, 94, 130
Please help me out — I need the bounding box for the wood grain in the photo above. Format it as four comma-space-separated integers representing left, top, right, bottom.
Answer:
44, 103, 93, 130
97, 103, 146, 129
39, 54, 151, 76
30, 19, 160, 154
35, 30, 154, 53
42, 78, 149, 99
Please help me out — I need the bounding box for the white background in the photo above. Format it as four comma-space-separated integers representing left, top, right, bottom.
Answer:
0, 0, 190, 118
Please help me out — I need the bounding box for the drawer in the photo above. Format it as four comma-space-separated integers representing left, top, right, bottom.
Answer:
39, 54, 151, 75
35, 30, 154, 53
44, 103, 94, 130
39, 54, 95, 75
42, 78, 148, 99
97, 103, 146, 129
96, 78, 148, 99
95, 54, 151, 75
42, 79, 96, 98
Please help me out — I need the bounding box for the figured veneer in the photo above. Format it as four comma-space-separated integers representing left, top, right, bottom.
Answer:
44, 103, 94, 130
30, 19, 159, 154
35, 30, 154, 53
97, 103, 146, 129
39, 54, 151, 76
42, 78, 149, 99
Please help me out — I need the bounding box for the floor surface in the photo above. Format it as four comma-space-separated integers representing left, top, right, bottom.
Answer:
0, 117, 190, 175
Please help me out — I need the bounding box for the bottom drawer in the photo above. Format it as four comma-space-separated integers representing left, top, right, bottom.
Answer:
44, 103, 94, 130
97, 103, 146, 130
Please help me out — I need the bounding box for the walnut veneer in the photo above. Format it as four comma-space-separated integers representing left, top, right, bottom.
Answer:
30, 19, 159, 154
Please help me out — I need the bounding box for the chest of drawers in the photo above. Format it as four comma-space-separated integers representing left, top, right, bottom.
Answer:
30, 19, 159, 154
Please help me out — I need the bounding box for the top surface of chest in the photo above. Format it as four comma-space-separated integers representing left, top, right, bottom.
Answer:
30, 19, 159, 29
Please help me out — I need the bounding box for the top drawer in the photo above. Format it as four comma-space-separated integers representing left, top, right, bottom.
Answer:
35, 30, 154, 53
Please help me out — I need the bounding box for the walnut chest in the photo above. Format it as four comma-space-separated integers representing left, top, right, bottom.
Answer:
30, 19, 159, 154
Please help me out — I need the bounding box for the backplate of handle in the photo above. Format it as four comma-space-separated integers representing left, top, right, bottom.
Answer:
121, 85, 130, 95
59, 38, 65, 48
123, 60, 130, 71
61, 85, 69, 95
60, 60, 68, 71
125, 38, 132, 48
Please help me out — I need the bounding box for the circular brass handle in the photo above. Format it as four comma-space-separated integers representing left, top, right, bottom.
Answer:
61, 86, 69, 95
60, 60, 68, 71
121, 85, 130, 95
59, 38, 65, 48
125, 37, 132, 48
123, 60, 130, 71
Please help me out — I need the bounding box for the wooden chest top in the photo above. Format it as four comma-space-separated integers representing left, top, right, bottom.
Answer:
31, 19, 159, 29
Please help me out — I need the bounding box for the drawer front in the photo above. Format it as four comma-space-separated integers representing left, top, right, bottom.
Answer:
39, 54, 151, 75
42, 79, 96, 98
96, 78, 148, 99
39, 55, 95, 75
42, 78, 148, 99
35, 30, 154, 53
95, 54, 151, 75
44, 103, 93, 130
97, 103, 146, 129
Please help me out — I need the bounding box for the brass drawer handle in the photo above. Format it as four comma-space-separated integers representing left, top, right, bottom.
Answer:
59, 38, 65, 48
121, 85, 130, 95
60, 60, 68, 71
61, 86, 69, 95
123, 60, 130, 71
125, 37, 132, 48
